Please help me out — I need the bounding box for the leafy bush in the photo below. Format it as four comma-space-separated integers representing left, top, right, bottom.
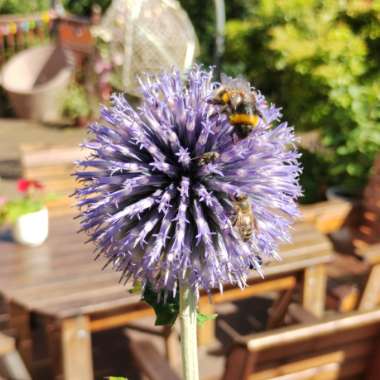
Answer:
0, 0, 49, 14
62, 0, 111, 16
222, 0, 380, 193
62, 83, 91, 121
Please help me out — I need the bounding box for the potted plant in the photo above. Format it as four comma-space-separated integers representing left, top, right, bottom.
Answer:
62, 83, 92, 127
0, 179, 50, 246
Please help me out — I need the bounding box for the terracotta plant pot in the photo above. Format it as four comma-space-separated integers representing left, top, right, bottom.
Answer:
1, 44, 73, 122
12, 207, 49, 247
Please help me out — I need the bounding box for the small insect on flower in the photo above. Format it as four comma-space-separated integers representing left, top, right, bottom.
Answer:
231, 194, 257, 242
209, 74, 266, 140
197, 151, 220, 166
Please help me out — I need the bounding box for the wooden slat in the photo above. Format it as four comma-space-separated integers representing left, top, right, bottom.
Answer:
249, 351, 343, 380
256, 328, 378, 365
246, 308, 380, 351
211, 276, 296, 304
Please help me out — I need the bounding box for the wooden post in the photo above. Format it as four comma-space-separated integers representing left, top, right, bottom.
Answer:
0, 333, 31, 380
366, 335, 380, 380
163, 326, 180, 368
8, 302, 33, 374
359, 264, 380, 311
302, 264, 327, 318
61, 316, 93, 380
222, 346, 255, 380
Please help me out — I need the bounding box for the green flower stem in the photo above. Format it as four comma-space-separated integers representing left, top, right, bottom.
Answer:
179, 283, 200, 380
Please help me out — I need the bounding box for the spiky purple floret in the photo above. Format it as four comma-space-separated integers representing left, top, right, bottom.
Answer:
75, 67, 302, 296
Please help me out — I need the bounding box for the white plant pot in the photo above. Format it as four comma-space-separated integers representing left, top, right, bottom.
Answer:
12, 208, 49, 247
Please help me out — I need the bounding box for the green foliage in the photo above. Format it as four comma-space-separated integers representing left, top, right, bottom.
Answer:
62, 0, 111, 16
62, 83, 91, 120
0, 198, 44, 224
131, 283, 218, 326
221, 0, 380, 193
0, 0, 49, 14
142, 285, 180, 326
298, 148, 329, 204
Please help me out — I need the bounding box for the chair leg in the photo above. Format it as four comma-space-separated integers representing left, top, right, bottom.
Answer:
359, 264, 380, 311
266, 288, 294, 329
0, 350, 32, 380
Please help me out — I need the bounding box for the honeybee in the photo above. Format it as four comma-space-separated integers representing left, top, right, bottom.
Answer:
197, 151, 220, 166
232, 194, 257, 241
210, 74, 265, 140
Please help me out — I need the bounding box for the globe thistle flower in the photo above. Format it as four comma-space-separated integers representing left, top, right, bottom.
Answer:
75, 67, 302, 298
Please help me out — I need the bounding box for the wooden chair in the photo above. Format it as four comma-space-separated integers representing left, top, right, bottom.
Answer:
0, 332, 31, 380
129, 305, 380, 380
20, 143, 87, 216
300, 199, 354, 234
328, 155, 380, 311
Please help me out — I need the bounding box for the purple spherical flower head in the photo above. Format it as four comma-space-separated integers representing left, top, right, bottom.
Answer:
74, 66, 302, 298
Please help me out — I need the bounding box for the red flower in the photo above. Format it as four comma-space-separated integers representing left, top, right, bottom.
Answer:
17, 179, 29, 193
17, 179, 44, 193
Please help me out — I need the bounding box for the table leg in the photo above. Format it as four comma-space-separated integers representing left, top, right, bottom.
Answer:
62, 316, 93, 380
162, 326, 180, 367
8, 302, 33, 375
359, 264, 380, 311
46, 316, 93, 380
302, 264, 327, 318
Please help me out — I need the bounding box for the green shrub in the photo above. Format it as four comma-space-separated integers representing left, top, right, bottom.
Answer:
62, 83, 91, 121
222, 0, 380, 193
0, 0, 49, 14
62, 0, 111, 16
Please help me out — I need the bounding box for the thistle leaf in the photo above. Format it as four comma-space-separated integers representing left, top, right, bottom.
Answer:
142, 285, 179, 326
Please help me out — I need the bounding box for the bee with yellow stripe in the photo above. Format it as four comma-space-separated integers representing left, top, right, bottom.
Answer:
210, 74, 264, 140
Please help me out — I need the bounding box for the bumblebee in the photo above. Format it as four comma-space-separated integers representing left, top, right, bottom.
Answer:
197, 151, 220, 166
231, 193, 257, 241
210, 74, 265, 140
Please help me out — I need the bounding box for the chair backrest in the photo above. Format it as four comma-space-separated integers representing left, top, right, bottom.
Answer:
222, 308, 380, 380
353, 155, 380, 249
20, 143, 86, 215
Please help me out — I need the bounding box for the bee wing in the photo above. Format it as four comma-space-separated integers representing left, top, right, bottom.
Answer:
233, 76, 251, 92
220, 73, 232, 86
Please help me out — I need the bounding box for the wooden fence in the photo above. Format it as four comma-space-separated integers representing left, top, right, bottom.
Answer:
0, 10, 94, 66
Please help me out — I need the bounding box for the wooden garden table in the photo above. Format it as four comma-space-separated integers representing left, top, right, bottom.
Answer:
0, 214, 333, 380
